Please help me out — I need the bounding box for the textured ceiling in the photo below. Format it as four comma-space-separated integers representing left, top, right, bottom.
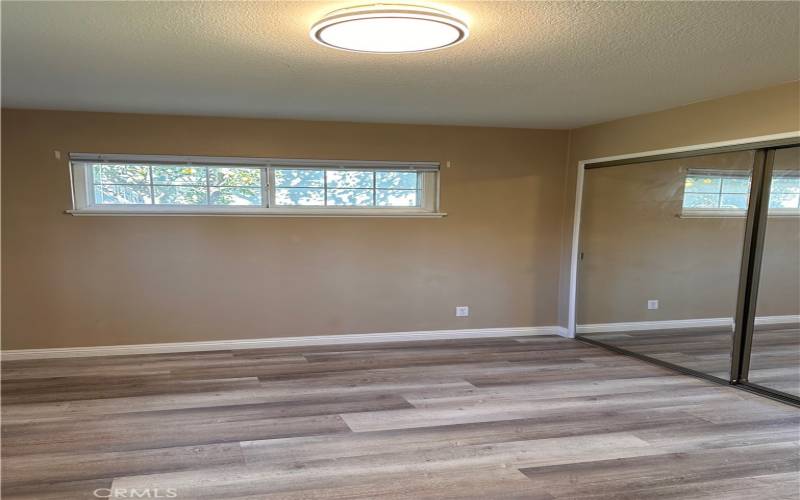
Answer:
2, 1, 798, 129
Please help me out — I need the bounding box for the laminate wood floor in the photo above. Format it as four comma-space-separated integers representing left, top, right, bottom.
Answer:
582, 326, 800, 395
2, 336, 798, 499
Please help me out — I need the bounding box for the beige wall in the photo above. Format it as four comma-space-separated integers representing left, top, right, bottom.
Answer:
1, 109, 569, 350
560, 81, 800, 326
578, 150, 800, 324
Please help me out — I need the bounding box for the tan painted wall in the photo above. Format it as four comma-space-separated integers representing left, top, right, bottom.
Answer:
561, 81, 800, 326
1, 109, 569, 350
578, 150, 800, 324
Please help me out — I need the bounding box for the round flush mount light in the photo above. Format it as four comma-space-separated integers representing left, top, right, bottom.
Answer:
310, 4, 469, 54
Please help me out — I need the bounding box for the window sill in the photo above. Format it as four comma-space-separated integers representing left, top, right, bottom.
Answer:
66, 208, 447, 218
679, 209, 800, 219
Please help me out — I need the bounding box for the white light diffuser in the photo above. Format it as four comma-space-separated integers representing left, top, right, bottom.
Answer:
310, 5, 469, 53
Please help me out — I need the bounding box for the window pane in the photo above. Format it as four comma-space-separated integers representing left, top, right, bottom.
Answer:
768, 193, 800, 209
154, 186, 208, 205
720, 193, 748, 209
275, 187, 324, 206
209, 167, 261, 187
151, 166, 206, 185
721, 177, 751, 194
327, 188, 373, 206
94, 164, 150, 185
684, 176, 721, 193
210, 187, 261, 206
771, 175, 800, 194
376, 189, 418, 207
94, 184, 152, 204
376, 171, 418, 189
326, 170, 373, 188
274, 169, 324, 187
683, 193, 719, 209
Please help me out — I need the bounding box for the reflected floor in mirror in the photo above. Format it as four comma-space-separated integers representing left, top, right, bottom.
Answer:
581, 326, 800, 396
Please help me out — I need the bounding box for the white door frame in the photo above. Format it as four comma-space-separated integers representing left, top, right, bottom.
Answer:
566, 131, 800, 338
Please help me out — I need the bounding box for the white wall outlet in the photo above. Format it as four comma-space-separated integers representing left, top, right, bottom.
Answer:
455, 306, 470, 317
647, 300, 659, 310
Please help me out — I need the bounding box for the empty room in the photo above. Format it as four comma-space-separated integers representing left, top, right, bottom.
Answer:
2, 1, 799, 499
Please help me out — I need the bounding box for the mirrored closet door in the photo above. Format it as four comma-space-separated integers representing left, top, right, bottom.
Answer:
577, 150, 755, 381
576, 139, 800, 405
745, 146, 800, 398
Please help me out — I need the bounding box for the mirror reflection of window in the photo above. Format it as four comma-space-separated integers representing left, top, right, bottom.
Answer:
681, 169, 800, 217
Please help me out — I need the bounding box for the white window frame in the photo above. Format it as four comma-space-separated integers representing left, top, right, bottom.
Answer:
68, 153, 444, 217
680, 168, 800, 218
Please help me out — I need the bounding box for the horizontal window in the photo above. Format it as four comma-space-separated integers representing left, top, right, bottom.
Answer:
681, 169, 799, 217
69, 154, 441, 217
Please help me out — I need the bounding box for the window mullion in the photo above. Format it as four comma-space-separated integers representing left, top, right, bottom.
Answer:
85, 163, 95, 207
205, 166, 211, 206
323, 169, 328, 206
148, 166, 155, 204
263, 166, 270, 208
418, 171, 424, 208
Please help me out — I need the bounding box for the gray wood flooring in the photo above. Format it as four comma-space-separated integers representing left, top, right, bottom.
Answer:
2, 336, 798, 499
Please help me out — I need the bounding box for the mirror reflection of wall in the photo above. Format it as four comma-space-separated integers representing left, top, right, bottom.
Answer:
749, 146, 800, 397
577, 151, 755, 380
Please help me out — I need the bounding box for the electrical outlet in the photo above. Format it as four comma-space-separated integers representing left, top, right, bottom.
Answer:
455, 306, 469, 317
647, 300, 659, 310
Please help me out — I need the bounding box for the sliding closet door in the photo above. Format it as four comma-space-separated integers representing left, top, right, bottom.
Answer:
746, 146, 800, 397
577, 150, 755, 380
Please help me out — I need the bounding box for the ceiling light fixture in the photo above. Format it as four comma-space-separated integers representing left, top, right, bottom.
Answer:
310, 4, 469, 54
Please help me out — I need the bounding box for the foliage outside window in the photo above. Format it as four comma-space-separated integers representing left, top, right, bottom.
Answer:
92, 164, 263, 206
273, 169, 421, 207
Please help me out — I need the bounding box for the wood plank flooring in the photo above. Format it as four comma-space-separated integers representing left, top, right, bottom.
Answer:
2, 336, 798, 499
581, 326, 800, 395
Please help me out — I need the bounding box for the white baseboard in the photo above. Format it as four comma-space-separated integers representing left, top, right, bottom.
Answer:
755, 315, 800, 327
576, 315, 800, 334
577, 317, 732, 334
1, 325, 566, 361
